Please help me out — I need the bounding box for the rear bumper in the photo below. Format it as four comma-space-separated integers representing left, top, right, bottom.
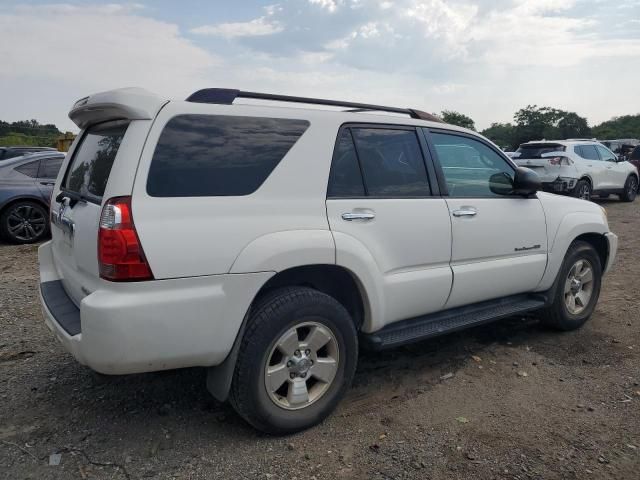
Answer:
541, 177, 578, 193
38, 241, 273, 375
604, 232, 618, 274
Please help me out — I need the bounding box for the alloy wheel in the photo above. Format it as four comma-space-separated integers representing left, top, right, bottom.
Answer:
265, 321, 340, 410
564, 259, 594, 315
6, 204, 46, 242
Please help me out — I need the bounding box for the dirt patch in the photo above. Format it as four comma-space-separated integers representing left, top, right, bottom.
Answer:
1, 199, 639, 479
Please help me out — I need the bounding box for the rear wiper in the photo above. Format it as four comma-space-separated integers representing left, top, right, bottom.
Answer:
55, 190, 88, 207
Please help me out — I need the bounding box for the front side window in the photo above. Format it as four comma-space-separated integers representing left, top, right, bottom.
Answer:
63, 121, 128, 201
596, 145, 616, 162
350, 128, 430, 197
327, 129, 365, 197
147, 115, 309, 197
431, 132, 514, 197
575, 145, 600, 161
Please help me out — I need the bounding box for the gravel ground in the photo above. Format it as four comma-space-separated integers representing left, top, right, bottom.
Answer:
1, 199, 639, 480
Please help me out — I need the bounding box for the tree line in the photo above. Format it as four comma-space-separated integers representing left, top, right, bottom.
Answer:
438, 108, 640, 150
0, 119, 63, 148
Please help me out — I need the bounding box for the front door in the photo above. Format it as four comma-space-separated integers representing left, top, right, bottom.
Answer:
325, 125, 452, 331
596, 144, 627, 190
425, 130, 548, 309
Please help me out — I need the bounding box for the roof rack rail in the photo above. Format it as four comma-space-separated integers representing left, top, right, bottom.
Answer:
186, 88, 443, 122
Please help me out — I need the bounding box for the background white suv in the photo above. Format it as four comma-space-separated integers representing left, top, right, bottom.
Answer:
513, 140, 638, 202
39, 88, 618, 434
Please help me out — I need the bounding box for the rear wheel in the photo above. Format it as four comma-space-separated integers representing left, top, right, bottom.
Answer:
229, 287, 358, 434
620, 175, 638, 202
0, 201, 49, 244
540, 241, 602, 331
572, 180, 591, 201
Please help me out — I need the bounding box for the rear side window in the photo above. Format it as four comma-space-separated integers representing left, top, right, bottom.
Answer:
575, 145, 600, 160
515, 143, 566, 158
38, 157, 64, 178
350, 128, 430, 197
14, 160, 40, 177
147, 115, 309, 197
327, 129, 365, 197
63, 121, 128, 201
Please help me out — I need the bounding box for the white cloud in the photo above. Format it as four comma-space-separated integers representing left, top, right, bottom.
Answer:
309, 0, 340, 13
190, 17, 283, 38
0, 4, 217, 129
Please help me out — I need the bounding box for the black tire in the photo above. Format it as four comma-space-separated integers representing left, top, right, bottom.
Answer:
572, 179, 591, 201
0, 201, 49, 244
620, 175, 638, 202
229, 287, 358, 435
539, 241, 602, 331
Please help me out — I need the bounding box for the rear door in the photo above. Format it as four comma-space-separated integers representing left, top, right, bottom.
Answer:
426, 129, 547, 308
36, 156, 64, 201
575, 144, 607, 190
50, 121, 129, 304
326, 125, 452, 329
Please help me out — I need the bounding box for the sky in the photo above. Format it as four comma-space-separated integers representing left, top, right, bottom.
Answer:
1, 0, 639, 132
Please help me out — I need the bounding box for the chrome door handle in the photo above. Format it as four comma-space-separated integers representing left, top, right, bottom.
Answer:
342, 212, 375, 221
452, 209, 477, 217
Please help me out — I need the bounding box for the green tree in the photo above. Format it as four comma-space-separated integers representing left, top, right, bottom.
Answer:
481, 122, 517, 150
440, 110, 476, 131
512, 105, 591, 146
591, 114, 640, 139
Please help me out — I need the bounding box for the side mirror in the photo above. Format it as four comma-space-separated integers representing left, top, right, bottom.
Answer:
489, 167, 541, 197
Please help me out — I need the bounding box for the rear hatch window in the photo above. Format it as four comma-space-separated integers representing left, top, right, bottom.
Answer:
515, 143, 566, 158
62, 121, 128, 203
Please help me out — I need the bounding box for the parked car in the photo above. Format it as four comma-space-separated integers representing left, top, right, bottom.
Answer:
512, 140, 638, 201
601, 139, 639, 161
0, 145, 57, 161
0, 152, 65, 243
40, 87, 618, 434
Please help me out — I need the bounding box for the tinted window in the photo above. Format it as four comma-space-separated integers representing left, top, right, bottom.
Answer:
515, 143, 566, 158
350, 128, 430, 197
431, 132, 514, 197
596, 145, 616, 162
63, 121, 128, 200
14, 160, 40, 178
631, 146, 640, 161
327, 129, 365, 197
38, 157, 64, 178
575, 145, 599, 160
147, 115, 309, 197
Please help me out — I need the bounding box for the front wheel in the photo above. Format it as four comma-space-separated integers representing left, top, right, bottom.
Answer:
539, 241, 602, 331
620, 175, 638, 202
229, 287, 358, 434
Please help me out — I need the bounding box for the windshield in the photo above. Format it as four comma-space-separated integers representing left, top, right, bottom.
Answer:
515, 144, 566, 159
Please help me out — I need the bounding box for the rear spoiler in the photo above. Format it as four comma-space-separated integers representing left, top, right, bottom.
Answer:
69, 87, 168, 129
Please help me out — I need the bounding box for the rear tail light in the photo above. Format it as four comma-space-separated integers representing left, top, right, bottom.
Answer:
548, 156, 572, 166
98, 196, 153, 281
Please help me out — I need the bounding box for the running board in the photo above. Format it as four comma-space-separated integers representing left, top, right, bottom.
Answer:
361, 294, 547, 350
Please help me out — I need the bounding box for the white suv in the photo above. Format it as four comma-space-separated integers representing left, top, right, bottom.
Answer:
39, 88, 618, 434
513, 140, 638, 201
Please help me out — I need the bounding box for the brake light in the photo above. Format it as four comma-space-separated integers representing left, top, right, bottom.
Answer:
98, 196, 153, 281
548, 156, 572, 166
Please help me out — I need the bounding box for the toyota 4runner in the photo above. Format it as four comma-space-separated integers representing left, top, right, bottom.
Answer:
39, 88, 618, 434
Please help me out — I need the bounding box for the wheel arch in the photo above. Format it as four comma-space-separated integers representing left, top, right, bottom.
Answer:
206, 263, 369, 403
